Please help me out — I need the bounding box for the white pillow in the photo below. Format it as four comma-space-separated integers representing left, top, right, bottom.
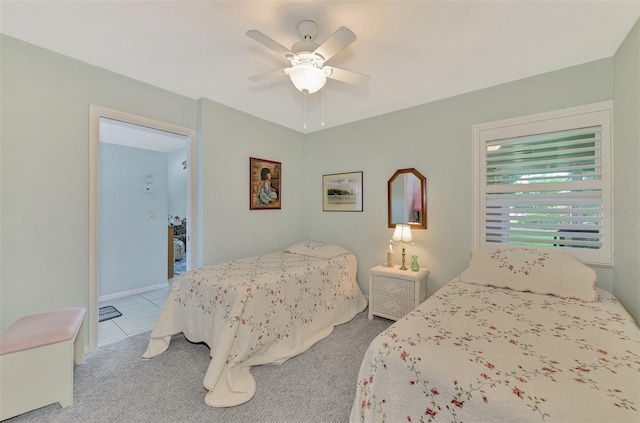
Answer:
285, 242, 351, 259
459, 247, 597, 302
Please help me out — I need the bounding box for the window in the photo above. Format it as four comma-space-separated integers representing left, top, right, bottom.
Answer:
472, 102, 613, 266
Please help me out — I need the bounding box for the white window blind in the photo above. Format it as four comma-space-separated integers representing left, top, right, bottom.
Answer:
472, 102, 612, 265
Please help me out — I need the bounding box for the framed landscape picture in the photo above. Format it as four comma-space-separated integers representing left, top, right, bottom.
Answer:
322, 171, 363, 212
250, 157, 281, 210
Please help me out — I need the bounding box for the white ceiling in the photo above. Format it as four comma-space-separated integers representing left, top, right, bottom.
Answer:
2, 1, 638, 134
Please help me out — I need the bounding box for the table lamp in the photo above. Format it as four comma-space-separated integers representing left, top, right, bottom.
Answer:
392, 224, 414, 270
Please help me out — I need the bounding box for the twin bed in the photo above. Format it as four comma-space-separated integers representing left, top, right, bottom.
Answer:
144, 242, 639, 422
143, 242, 367, 407
350, 247, 639, 422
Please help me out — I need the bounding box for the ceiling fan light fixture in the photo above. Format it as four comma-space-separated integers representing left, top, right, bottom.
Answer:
288, 62, 326, 94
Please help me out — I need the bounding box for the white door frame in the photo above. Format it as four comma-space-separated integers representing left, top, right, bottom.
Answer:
89, 105, 198, 352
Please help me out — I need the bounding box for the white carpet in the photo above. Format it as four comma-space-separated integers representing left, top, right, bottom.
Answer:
8, 309, 392, 423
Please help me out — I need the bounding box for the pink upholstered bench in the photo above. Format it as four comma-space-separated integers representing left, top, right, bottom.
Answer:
0, 307, 86, 421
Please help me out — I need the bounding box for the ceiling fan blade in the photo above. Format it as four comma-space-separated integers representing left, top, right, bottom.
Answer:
248, 68, 288, 82
325, 66, 370, 85
246, 29, 294, 58
313, 27, 356, 62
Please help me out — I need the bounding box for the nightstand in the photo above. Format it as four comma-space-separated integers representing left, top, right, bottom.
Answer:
368, 265, 430, 321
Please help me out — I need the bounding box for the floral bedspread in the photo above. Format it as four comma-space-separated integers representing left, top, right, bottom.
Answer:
350, 279, 640, 422
143, 250, 367, 407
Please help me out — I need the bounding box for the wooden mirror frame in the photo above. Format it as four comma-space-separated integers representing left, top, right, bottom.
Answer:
387, 168, 427, 229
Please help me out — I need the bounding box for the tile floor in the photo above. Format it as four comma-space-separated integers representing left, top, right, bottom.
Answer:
98, 282, 173, 346
98, 256, 185, 347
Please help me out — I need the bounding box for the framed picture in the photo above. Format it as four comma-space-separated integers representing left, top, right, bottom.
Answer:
250, 157, 281, 210
322, 171, 363, 212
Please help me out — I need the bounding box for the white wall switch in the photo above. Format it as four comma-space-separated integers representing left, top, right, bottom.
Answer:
144, 186, 156, 193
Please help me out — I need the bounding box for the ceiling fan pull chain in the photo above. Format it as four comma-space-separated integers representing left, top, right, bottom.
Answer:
303, 92, 307, 130
321, 88, 325, 127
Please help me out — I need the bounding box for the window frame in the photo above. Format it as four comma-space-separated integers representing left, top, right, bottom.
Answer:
471, 101, 613, 266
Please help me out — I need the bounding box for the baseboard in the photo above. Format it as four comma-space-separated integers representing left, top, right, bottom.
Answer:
98, 282, 169, 302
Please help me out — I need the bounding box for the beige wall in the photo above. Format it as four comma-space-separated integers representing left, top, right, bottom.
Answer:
613, 19, 640, 322
2, 19, 639, 335
302, 58, 619, 309
0, 35, 196, 332
196, 98, 304, 266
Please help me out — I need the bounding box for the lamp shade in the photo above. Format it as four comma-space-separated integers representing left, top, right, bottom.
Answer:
392, 224, 413, 243
288, 63, 326, 94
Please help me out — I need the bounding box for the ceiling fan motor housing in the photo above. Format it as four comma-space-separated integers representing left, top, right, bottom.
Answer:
289, 52, 324, 68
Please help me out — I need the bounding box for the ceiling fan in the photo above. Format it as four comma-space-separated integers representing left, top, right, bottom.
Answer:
246, 20, 370, 94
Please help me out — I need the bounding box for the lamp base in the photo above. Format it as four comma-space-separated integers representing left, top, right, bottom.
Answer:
399, 247, 408, 270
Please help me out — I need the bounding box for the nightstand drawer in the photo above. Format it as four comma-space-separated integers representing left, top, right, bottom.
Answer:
370, 294, 415, 319
371, 276, 415, 301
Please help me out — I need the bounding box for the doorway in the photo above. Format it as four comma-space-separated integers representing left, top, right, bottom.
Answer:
89, 106, 197, 352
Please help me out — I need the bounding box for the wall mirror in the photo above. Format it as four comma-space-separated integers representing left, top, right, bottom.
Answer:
388, 168, 427, 229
